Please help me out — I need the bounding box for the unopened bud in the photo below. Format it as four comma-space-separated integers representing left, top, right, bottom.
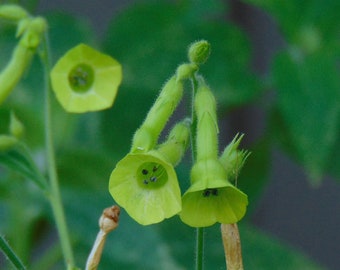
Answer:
0, 4, 29, 22
188, 40, 211, 65
157, 118, 191, 165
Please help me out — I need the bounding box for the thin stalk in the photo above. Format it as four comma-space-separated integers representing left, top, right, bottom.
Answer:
40, 33, 75, 269
190, 75, 204, 270
0, 235, 26, 270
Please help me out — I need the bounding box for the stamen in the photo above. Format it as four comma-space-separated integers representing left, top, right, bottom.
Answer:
142, 169, 148, 175
143, 180, 149, 185
203, 190, 211, 197
212, 189, 218, 196
152, 166, 158, 172
150, 176, 157, 182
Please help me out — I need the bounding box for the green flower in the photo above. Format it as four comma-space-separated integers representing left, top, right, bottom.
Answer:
50, 44, 122, 113
109, 150, 181, 225
180, 159, 248, 227
179, 79, 248, 227
109, 120, 190, 225
0, 17, 46, 105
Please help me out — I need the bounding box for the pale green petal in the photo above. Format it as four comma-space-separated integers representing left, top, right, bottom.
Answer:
50, 43, 122, 113
109, 152, 181, 225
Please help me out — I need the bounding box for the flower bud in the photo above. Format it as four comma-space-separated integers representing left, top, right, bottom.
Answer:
157, 118, 191, 165
188, 40, 211, 65
19, 17, 47, 49
9, 111, 24, 138
0, 4, 29, 22
0, 44, 34, 104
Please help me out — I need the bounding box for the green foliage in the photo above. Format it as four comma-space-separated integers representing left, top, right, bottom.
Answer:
0, 0, 338, 269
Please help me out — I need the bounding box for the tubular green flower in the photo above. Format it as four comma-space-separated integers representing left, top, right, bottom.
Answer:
50, 44, 122, 113
109, 120, 190, 225
0, 17, 46, 105
179, 79, 248, 227
131, 63, 197, 153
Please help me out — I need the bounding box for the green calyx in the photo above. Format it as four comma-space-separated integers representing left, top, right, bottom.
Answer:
219, 133, 250, 181
68, 63, 94, 93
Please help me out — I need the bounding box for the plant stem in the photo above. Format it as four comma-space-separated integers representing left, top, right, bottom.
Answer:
0, 235, 26, 270
190, 75, 204, 270
40, 34, 75, 269
221, 223, 244, 270
195, 228, 204, 270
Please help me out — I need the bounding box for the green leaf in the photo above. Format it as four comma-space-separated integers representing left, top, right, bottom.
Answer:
237, 137, 271, 214
0, 235, 26, 270
0, 144, 47, 190
272, 51, 340, 184
158, 218, 324, 269
243, 0, 340, 45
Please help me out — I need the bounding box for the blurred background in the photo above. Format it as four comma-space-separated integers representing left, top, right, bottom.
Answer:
1, 0, 339, 269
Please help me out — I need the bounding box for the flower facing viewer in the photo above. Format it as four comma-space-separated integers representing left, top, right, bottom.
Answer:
50, 44, 122, 113
109, 119, 190, 225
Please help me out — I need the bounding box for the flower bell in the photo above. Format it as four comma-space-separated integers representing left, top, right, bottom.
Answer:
50, 44, 122, 113
109, 119, 190, 225
180, 79, 248, 227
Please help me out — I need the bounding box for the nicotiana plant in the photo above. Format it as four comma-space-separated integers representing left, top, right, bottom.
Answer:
0, 4, 249, 270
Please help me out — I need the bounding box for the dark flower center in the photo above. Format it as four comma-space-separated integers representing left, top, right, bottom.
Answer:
68, 63, 94, 93
202, 188, 218, 197
137, 162, 168, 189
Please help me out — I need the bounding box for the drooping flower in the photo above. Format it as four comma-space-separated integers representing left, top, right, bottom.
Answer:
179, 79, 248, 227
50, 44, 122, 113
109, 119, 190, 225
0, 17, 46, 105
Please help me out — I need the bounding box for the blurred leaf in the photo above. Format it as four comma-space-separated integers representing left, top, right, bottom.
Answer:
242, 0, 340, 46
0, 145, 47, 190
240, 223, 324, 269
57, 148, 118, 191
272, 51, 340, 184
238, 137, 271, 214
157, 218, 323, 269
101, 1, 261, 153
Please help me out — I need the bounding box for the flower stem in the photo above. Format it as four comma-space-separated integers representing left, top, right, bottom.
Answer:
0, 235, 26, 270
195, 227, 204, 270
40, 34, 75, 269
191, 75, 204, 270
221, 223, 244, 270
